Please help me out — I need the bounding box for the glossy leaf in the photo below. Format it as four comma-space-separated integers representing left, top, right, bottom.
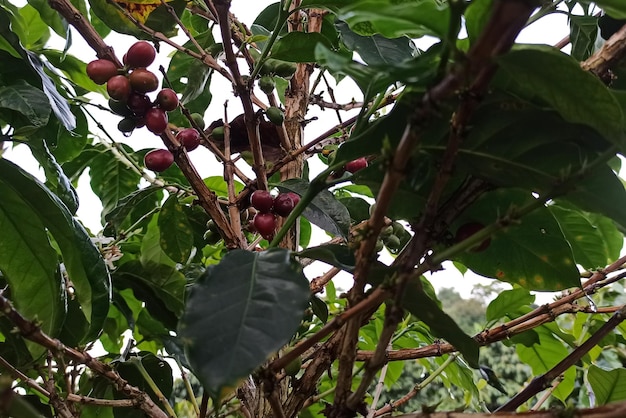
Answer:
0, 181, 63, 339
271, 32, 333, 62
178, 249, 309, 401
486, 289, 535, 322
276, 178, 351, 238
402, 277, 479, 368
0, 159, 111, 342
516, 326, 576, 402
335, 21, 416, 66
158, 195, 193, 263
588, 365, 626, 405
496, 45, 624, 147
0, 81, 51, 128
452, 189, 580, 291
549, 203, 623, 269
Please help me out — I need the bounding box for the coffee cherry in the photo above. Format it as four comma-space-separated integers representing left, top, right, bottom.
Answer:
177, 128, 201, 151
211, 126, 224, 141
273, 193, 295, 217
156, 88, 179, 111
86, 59, 118, 84
191, 113, 205, 129
144, 108, 168, 135
127, 93, 152, 116
455, 222, 491, 252
259, 75, 275, 94
385, 234, 402, 251
129, 68, 159, 93
109, 99, 133, 117
125, 41, 156, 68
345, 157, 368, 173
253, 212, 277, 240
250, 190, 274, 213
144, 149, 174, 172
286, 192, 300, 206
266, 106, 284, 125
117, 117, 136, 133
107, 75, 131, 101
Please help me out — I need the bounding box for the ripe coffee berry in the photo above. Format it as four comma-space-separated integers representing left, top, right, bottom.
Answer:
345, 157, 368, 173
86, 59, 118, 84
273, 193, 295, 217
145, 108, 168, 135
106, 75, 131, 101
253, 213, 277, 240
156, 88, 179, 111
177, 128, 201, 151
144, 149, 174, 172
125, 41, 156, 69
250, 190, 274, 213
127, 93, 152, 116
286, 192, 300, 206
129, 68, 159, 93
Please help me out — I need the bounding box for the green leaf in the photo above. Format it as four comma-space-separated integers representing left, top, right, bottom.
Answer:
276, 178, 351, 238
588, 365, 626, 405
402, 278, 479, 368
204, 175, 243, 198
569, 15, 598, 61
299, 216, 312, 248
158, 195, 193, 263
486, 289, 535, 322
585, 0, 626, 18
302, 0, 449, 39
0, 181, 63, 340
496, 45, 624, 148
0, 81, 51, 128
549, 203, 623, 269
14, 4, 50, 49
335, 21, 416, 66
271, 32, 334, 62
465, 0, 493, 45
452, 189, 580, 291
178, 249, 309, 401
0, 158, 111, 342
27, 0, 69, 38
104, 185, 162, 235
41, 49, 107, 95
296, 244, 355, 272
115, 352, 173, 403
516, 326, 576, 402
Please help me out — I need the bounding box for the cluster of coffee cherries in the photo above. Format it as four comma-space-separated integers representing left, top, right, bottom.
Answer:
86, 41, 202, 173
250, 190, 301, 240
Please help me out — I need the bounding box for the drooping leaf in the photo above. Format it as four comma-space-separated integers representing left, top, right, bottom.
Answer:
549, 202, 623, 269
271, 32, 334, 62
158, 195, 193, 263
402, 277, 479, 368
0, 159, 111, 342
178, 249, 309, 401
588, 365, 626, 405
496, 45, 624, 148
516, 326, 576, 402
486, 288, 535, 322
451, 189, 580, 291
276, 178, 351, 238
0, 182, 63, 340
296, 244, 356, 272
335, 21, 416, 66
0, 81, 51, 128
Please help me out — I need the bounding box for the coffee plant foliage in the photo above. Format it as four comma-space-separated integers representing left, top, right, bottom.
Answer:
2, 0, 626, 416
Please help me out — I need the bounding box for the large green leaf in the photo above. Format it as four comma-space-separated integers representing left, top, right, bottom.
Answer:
549, 203, 623, 270
587, 365, 626, 405
402, 277, 479, 368
496, 45, 624, 148
301, 0, 449, 39
271, 32, 334, 62
0, 159, 111, 342
486, 288, 535, 322
335, 21, 416, 66
452, 189, 580, 291
0, 81, 50, 128
516, 326, 576, 403
178, 249, 310, 401
276, 178, 351, 238
0, 181, 63, 340
158, 195, 193, 263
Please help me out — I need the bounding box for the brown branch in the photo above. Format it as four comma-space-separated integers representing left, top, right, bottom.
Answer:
581, 23, 626, 82
497, 304, 626, 412
0, 293, 167, 418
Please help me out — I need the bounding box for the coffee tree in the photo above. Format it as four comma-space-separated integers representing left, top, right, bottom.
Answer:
3, 0, 626, 416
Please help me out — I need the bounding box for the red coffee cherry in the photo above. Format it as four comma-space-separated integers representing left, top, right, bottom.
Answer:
177, 128, 201, 151
253, 213, 277, 240
86, 59, 118, 84
156, 88, 179, 111
273, 193, 295, 217
126, 93, 152, 116
250, 190, 274, 213
106, 75, 131, 101
144, 149, 174, 172
345, 157, 368, 173
144, 108, 168, 135
125, 41, 156, 69
129, 68, 159, 93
